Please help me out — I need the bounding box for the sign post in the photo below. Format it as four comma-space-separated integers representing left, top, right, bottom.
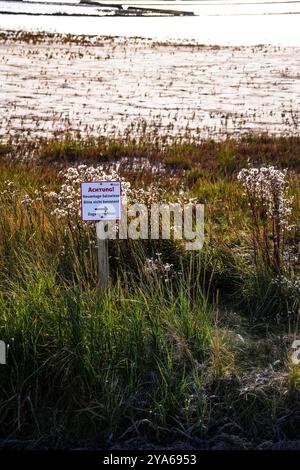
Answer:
97, 233, 109, 290
81, 181, 121, 289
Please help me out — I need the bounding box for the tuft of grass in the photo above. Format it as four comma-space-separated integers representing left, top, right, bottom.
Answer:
164, 155, 192, 170
217, 143, 236, 176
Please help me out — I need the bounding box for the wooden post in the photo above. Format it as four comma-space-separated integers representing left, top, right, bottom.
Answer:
96, 222, 109, 290
0, 340, 6, 365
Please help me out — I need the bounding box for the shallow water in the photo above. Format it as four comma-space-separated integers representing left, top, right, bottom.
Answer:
1, 35, 299, 141
0, 1, 300, 45
1, 3, 299, 142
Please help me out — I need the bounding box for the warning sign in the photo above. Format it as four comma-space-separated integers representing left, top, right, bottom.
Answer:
81, 181, 121, 221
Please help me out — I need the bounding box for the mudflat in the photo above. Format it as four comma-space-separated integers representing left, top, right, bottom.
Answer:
1, 31, 299, 143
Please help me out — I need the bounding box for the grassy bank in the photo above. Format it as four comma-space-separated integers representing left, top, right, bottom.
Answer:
0, 134, 299, 449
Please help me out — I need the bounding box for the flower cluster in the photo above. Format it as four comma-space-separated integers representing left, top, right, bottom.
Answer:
20, 194, 33, 207
237, 166, 293, 228
0, 180, 34, 208
237, 166, 294, 272
0, 180, 19, 201
145, 253, 175, 282
130, 185, 167, 206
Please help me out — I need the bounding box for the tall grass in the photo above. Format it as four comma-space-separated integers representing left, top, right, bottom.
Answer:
0, 257, 215, 447
0, 135, 299, 448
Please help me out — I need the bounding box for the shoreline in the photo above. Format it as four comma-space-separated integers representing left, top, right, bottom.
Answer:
0, 28, 266, 46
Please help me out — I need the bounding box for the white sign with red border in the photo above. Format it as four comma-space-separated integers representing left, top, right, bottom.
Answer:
81, 181, 121, 221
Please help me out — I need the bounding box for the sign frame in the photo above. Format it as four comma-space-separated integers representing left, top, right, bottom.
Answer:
80, 180, 122, 222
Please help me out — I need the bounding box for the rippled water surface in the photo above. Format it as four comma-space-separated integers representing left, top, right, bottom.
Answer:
1, 2, 299, 142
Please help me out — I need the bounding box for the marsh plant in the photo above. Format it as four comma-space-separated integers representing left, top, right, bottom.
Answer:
238, 166, 294, 273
